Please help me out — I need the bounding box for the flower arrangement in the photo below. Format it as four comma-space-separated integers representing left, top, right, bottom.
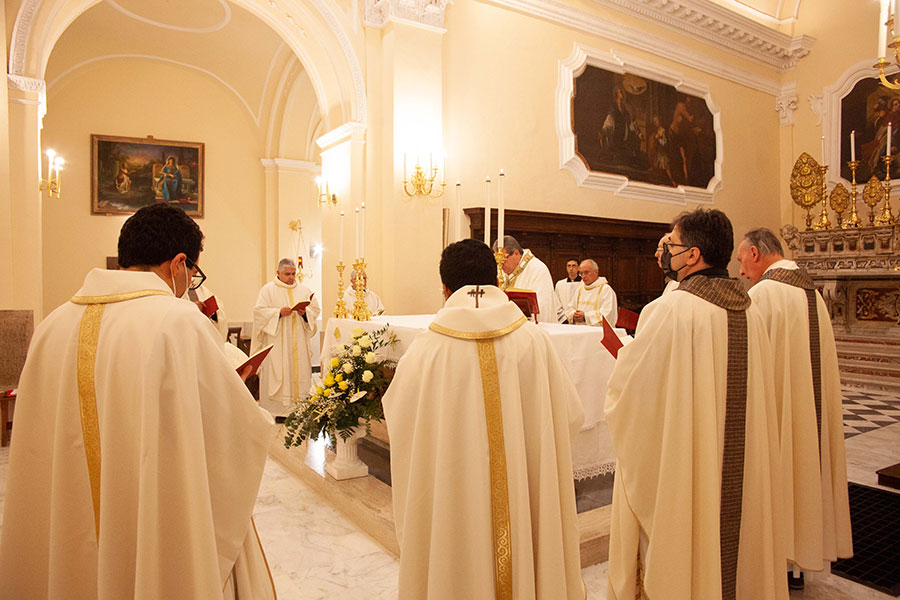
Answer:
284, 325, 396, 448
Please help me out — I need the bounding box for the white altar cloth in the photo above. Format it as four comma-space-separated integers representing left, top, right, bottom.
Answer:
320, 315, 630, 479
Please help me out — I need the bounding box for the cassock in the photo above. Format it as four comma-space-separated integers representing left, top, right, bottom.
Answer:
605, 273, 787, 600
252, 277, 320, 416
750, 259, 852, 571
189, 283, 229, 341
554, 277, 580, 322
0, 268, 275, 600
383, 285, 585, 600
343, 287, 386, 316
498, 249, 558, 323
564, 277, 618, 326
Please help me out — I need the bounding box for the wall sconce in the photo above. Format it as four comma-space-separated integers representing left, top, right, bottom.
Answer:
403, 152, 445, 198
316, 176, 337, 206
40, 148, 64, 198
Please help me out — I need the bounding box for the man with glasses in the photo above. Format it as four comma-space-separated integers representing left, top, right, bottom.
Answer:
0, 204, 277, 598
605, 208, 787, 600
563, 258, 618, 327
252, 258, 320, 419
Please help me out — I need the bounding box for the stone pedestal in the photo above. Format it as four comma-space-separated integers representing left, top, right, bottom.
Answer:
325, 427, 369, 480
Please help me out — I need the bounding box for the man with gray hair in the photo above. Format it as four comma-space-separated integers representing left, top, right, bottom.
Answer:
343, 269, 385, 316
493, 235, 557, 323
737, 228, 852, 590
252, 258, 321, 418
564, 259, 618, 327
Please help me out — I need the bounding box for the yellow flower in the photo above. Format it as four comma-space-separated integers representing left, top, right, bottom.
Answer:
335, 373, 344, 382
338, 381, 349, 391
331, 357, 340, 368
324, 374, 335, 387
316, 387, 324, 396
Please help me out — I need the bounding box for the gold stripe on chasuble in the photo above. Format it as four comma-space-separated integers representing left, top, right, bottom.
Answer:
76, 303, 106, 541
428, 316, 527, 340
476, 339, 513, 600
71, 289, 171, 304
288, 288, 300, 401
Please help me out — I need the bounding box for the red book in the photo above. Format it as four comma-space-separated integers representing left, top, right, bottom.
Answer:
236, 344, 274, 378
616, 307, 640, 330
292, 293, 314, 312
601, 316, 624, 359
200, 295, 219, 318
505, 288, 539, 322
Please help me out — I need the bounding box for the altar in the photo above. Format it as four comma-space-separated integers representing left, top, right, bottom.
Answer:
320, 315, 630, 480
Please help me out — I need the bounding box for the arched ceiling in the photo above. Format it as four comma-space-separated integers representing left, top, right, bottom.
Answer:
44, 0, 303, 127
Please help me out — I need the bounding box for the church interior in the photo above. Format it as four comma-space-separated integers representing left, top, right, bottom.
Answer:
2, 0, 900, 598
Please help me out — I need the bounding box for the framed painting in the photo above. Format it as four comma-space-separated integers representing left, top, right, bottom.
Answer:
839, 78, 899, 183
91, 134, 204, 217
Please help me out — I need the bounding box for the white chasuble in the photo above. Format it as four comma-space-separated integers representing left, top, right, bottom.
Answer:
564, 277, 618, 327
750, 260, 852, 571
383, 285, 585, 600
343, 287, 386, 316
252, 278, 320, 415
0, 269, 275, 600
605, 275, 787, 600
499, 250, 558, 324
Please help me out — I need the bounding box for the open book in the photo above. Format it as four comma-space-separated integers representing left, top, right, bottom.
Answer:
291, 293, 314, 312
505, 288, 539, 322
236, 344, 274, 378
199, 295, 219, 318
601, 316, 624, 359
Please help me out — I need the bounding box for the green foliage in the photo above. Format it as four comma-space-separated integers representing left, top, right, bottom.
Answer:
283, 326, 396, 447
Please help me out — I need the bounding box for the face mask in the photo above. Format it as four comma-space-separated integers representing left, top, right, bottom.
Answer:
660, 245, 690, 281
170, 261, 191, 298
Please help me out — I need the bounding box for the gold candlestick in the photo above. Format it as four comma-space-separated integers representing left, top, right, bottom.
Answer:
495, 248, 507, 289
351, 258, 372, 321
334, 262, 350, 319
812, 165, 832, 230
844, 160, 862, 228
875, 155, 897, 226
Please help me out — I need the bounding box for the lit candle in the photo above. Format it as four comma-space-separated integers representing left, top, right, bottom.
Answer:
821, 135, 826, 165
889, 122, 893, 158
455, 182, 462, 242
880, 0, 889, 58
851, 130, 856, 162
361, 202, 366, 259
339, 210, 345, 263
497, 170, 505, 251
355, 208, 360, 259
484, 177, 491, 246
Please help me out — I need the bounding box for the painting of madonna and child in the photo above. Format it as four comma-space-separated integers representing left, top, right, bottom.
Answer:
572, 66, 717, 189
91, 134, 204, 217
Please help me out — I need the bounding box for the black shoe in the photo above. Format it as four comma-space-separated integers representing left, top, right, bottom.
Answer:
787, 571, 804, 590
275, 416, 287, 424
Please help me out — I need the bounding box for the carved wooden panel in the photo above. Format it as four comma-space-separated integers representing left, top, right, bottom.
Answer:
465, 209, 669, 311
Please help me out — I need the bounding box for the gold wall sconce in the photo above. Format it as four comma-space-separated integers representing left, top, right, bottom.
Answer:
40, 148, 64, 198
316, 176, 337, 206
402, 152, 445, 198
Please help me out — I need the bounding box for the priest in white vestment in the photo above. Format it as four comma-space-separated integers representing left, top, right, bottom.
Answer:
554, 258, 581, 323
383, 239, 585, 600
343, 269, 385, 316
605, 209, 787, 600
564, 259, 618, 326
0, 205, 275, 600
738, 228, 852, 589
494, 235, 558, 323
252, 258, 321, 417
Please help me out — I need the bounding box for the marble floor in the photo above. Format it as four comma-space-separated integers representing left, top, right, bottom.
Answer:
0, 401, 898, 598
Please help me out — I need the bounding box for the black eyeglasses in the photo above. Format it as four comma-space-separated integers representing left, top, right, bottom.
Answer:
663, 242, 693, 253
184, 257, 207, 291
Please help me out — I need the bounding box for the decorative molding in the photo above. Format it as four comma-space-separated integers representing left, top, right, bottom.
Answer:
364, 0, 450, 29
260, 157, 321, 173
107, 0, 232, 33
808, 93, 824, 126
775, 82, 798, 127
483, 0, 784, 95
8, 0, 39, 76
556, 44, 722, 205
7, 74, 45, 93
589, 0, 815, 71
316, 121, 367, 152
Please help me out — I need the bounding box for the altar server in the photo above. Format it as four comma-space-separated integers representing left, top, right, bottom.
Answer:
564, 259, 618, 326
554, 258, 581, 322
494, 235, 558, 323
384, 239, 585, 600
605, 209, 787, 600
252, 258, 320, 417
343, 269, 386, 316
738, 228, 852, 590
0, 204, 275, 599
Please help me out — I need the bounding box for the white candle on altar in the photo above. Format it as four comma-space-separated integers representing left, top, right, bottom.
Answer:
851, 130, 856, 162
497, 169, 505, 250
880, 0, 889, 58
483, 177, 491, 246
339, 210, 345, 263
889, 122, 893, 158
361, 201, 366, 258
355, 208, 360, 259
821, 136, 826, 165
455, 182, 462, 241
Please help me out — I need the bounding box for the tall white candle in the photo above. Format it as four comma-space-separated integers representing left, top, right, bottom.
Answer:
497, 170, 505, 251
889, 122, 893, 158
355, 208, 360, 259
455, 182, 462, 242
880, 0, 889, 58
339, 210, 345, 263
361, 201, 366, 259
821, 136, 826, 165
851, 130, 856, 162
484, 177, 491, 246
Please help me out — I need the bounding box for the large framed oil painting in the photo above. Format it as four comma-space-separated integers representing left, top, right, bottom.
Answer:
572, 67, 716, 189
91, 134, 204, 217
839, 77, 899, 183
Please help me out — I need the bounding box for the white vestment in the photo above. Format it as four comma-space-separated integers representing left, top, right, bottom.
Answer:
191, 283, 229, 341
554, 278, 580, 322
749, 259, 852, 571
605, 275, 787, 600
564, 277, 618, 326
662, 278, 679, 295
383, 285, 585, 600
343, 287, 386, 316
499, 250, 558, 323
252, 278, 320, 416
0, 269, 275, 600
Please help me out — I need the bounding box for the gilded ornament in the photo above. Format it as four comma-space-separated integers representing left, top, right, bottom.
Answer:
789, 152, 822, 230
862, 176, 885, 226
829, 183, 850, 229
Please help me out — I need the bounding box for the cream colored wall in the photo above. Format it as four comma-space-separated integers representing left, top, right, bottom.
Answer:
41, 58, 266, 322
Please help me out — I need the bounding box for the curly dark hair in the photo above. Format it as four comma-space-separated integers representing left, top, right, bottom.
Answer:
440, 239, 498, 293
118, 204, 204, 268
671, 208, 733, 270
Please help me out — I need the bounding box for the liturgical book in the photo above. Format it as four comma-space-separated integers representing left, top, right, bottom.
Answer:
505, 288, 539, 322
236, 344, 274, 377
601, 317, 623, 359
199, 295, 219, 318
291, 293, 314, 312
